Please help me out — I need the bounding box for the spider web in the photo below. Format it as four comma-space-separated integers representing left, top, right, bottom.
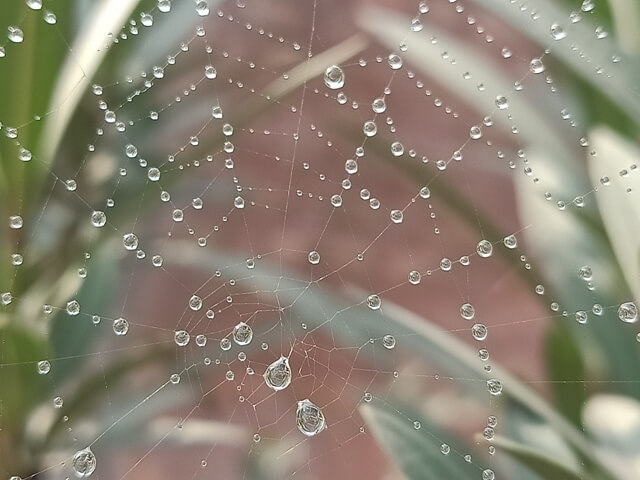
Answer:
1, 1, 639, 479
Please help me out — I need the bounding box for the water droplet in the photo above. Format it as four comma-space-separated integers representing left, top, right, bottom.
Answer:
123, 233, 139, 251
390, 141, 404, 156
308, 250, 321, 265
486, 379, 502, 396
234, 196, 245, 209
53, 396, 64, 408
19, 148, 32, 161
581, 0, 595, 12
113, 317, 129, 336
174, 330, 190, 346
388, 53, 403, 70
125, 144, 138, 158
503, 235, 517, 249
264, 356, 292, 391
469, 125, 482, 139
220, 338, 232, 351
482, 469, 496, 480
157, 0, 172, 13
382, 334, 396, 349
189, 295, 202, 311
408, 270, 421, 285
43, 11, 57, 24
90, 211, 106, 227
324, 65, 345, 89
195, 1, 210, 16
66, 300, 80, 316
460, 303, 475, 320
472, 323, 488, 341
140, 12, 153, 27
578, 265, 592, 281
476, 239, 493, 258
367, 294, 381, 310
495, 95, 509, 109
9, 215, 23, 229
26, 0, 42, 10
530, 58, 545, 74
618, 302, 638, 323
575, 311, 588, 324
37, 360, 51, 375
390, 210, 404, 223
441, 443, 450, 455
8, 26, 24, 43
363, 120, 377, 137
372, 97, 386, 113
296, 399, 326, 436
550, 23, 567, 40
72, 448, 97, 477
233, 322, 253, 345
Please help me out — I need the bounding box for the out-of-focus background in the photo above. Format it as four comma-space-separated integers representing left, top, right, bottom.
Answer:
1, 0, 639, 479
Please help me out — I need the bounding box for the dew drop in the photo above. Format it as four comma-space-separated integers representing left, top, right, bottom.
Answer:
113, 317, 129, 336
264, 356, 292, 391
233, 322, 253, 345
324, 65, 345, 89
296, 399, 326, 436
72, 448, 97, 478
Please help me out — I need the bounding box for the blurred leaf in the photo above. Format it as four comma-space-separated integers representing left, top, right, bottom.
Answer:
607, 0, 640, 54
587, 126, 640, 302
40, 0, 144, 168
583, 394, 640, 480
467, 0, 640, 127
515, 149, 640, 399
0, 324, 49, 474
356, 5, 578, 168
544, 325, 586, 426
485, 435, 590, 480
49, 250, 118, 383
44, 345, 171, 446
361, 402, 478, 479
161, 241, 609, 473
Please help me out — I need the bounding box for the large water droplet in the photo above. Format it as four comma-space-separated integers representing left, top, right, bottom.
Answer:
232, 322, 253, 345
7, 26, 24, 43
324, 65, 345, 89
123, 233, 139, 251
264, 356, 292, 391
72, 448, 97, 477
618, 302, 638, 323
113, 317, 129, 336
296, 399, 326, 436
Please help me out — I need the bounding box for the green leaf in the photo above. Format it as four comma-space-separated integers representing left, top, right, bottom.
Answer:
607, 0, 640, 54
583, 394, 640, 480
356, 5, 579, 169
0, 324, 49, 474
466, 0, 640, 127
39, 0, 145, 168
515, 148, 640, 399
544, 325, 586, 426
49, 251, 119, 384
587, 126, 640, 302
361, 403, 478, 480
485, 436, 590, 480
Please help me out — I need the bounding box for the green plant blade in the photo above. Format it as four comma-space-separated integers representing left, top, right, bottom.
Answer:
543, 325, 586, 427
484, 435, 590, 480
467, 0, 640, 126
361, 403, 478, 480
583, 394, 640, 480
48, 249, 119, 384
587, 126, 640, 302
40, 0, 144, 168
356, 5, 579, 169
